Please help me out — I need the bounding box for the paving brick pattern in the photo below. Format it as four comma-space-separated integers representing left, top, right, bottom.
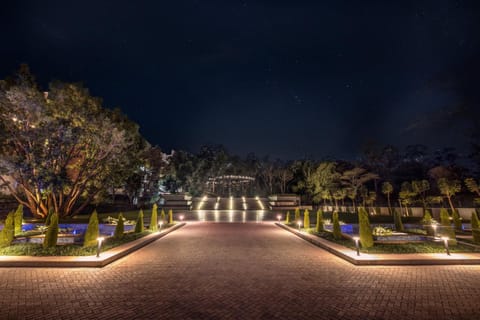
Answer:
1, 222, 480, 319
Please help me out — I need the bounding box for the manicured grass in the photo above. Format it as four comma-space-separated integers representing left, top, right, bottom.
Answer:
302, 227, 480, 254
0, 223, 175, 256
0, 231, 152, 256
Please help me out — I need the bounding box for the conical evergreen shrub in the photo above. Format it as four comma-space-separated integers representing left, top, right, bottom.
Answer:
114, 213, 125, 239
452, 209, 462, 230
150, 204, 158, 232
439, 208, 456, 245
303, 209, 310, 229
168, 209, 173, 224
471, 211, 480, 244
43, 211, 58, 248
393, 209, 404, 232
358, 207, 374, 248
440, 208, 451, 226
45, 209, 53, 226
285, 211, 290, 224
0, 211, 15, 247
294, 208, 300, 224
160, 209, 166, 223
14, 204, 23, 236
134, 209, 144, 233
315, 209, 324, 232
83, 210, 99, 247
332, 211, 342, 240
421, 209, 433, 224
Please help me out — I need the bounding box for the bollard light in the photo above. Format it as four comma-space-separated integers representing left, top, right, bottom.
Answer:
277, 214, 281, 223
96, 237, 105, 258
432, 224, 437, 238
297, 220, 302, 231
179, 215, 184, 222
159, 221, 163, 231
353, 236, 360, 256
441, 236, 450, 256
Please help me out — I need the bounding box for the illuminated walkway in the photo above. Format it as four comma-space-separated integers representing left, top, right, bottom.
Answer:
1, 223, 480, 319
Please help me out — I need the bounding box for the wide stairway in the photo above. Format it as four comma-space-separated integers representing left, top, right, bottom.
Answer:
192, 196, 267, 211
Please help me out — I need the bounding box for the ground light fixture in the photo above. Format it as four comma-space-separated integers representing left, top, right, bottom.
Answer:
277, 214, 281, 222
441, 236, 451, 256
353, 236, 360, 256
297, 220, 302, 231
96, 237, 105, 258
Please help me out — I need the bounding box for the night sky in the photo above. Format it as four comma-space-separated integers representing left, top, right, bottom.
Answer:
1, 1, 479, 160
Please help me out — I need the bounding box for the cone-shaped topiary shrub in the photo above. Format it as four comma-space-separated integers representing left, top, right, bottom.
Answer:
315, 209, 324, 232
14, 204, 23, 236
393, 208, 404, 232
358, 207, 374, 248
303, 209, 310, 229
168, 209, 173, 224
134, 209, 144, 233
150, 204, 158, 232
160, 209, 166, 223
45, 209, 53, 226
114, 213, 125, 239
83, 210, 99, 247
43, 211, 58, 248
452, 209, 462, 230
471, 211, 480, 244
0, 211, 15, 247
285, 211, 290, 224
439, 208, 456, 245
294, 208, 300, 224
421, 209, 433, 224
332, 211, 342, 240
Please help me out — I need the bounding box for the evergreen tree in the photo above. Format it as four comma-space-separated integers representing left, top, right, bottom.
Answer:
439, 208, 456, 245
315, 209, 324, 232
393, 208, 404, 232
168, 209, 173, 224
114, 213, 125, 239
471, 211, 480, 244
440, 208, 451, 226
134, 209, 144, 233
303, 209, 310, 229
294, 207, 300, 224
83, 210, 99, 247
150, 204, 158, 232
0, 211, 15, 247
332, 211, 342, 240
160, 209, 166, 223
285, 211, 290, 224
452, 209, 462, 230
421, 209, 433, 224
43, 211, 58, 248
13, 204, 23, 236
358, 207, 374, 248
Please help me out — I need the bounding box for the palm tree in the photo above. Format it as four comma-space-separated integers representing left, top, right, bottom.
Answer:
381, 181, 393, 215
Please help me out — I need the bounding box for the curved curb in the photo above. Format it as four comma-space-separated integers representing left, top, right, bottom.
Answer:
275, 223, 480, 266
0, 223, 186, 268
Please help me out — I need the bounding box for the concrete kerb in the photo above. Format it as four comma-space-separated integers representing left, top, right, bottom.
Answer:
0, 222, 186, 268
275, 222, 480, 266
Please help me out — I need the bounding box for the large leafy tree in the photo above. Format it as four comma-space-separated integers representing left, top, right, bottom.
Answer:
0, 66, 141, 217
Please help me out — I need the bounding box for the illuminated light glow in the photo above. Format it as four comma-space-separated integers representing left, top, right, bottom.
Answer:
242, 211, 246, 223
197, 195, 208, 210
242, 196, 246, 203
229, 196, 233, 210
243, 203, 247, 210
352, 236, 360, 256
228, 210, 234, 222
96, 237, 105, 258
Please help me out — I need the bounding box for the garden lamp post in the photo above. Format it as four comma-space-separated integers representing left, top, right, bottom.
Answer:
277, 214, 281, 223
441, 236, 450, 256
96, 237, 105, 258
297, 220, 302, 231
432, 224, 437, 238
159, 221, 163, 231
353, 236, 360, 256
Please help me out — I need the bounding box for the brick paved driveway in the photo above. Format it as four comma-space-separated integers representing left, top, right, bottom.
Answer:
1, 222, 480, 319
